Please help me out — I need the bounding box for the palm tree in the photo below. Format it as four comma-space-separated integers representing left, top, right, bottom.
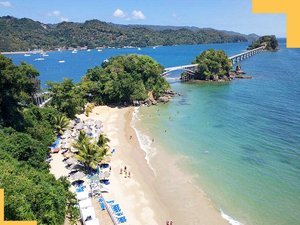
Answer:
97, 133, 110, 148
54, 114, 69, 135
74, 141, 108, 171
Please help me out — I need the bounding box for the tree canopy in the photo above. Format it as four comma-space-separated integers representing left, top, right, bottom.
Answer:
46, 78, 85, 118
0, 54, 72, 224
248, 35, 279, 51
0, 55, 40, 129
81, 54, 170, 104
192, 49, 232, 80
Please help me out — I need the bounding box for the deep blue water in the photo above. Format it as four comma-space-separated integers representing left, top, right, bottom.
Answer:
6, 39, 300, 225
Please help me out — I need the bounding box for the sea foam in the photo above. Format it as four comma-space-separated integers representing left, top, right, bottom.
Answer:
220, 209, 244, 225
131, 107, 157, 176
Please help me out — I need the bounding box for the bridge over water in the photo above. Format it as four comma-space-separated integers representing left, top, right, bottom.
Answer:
162, 46, 265, 78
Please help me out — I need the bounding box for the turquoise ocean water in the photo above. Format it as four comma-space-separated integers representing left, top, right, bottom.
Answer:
7, 39, 300, 225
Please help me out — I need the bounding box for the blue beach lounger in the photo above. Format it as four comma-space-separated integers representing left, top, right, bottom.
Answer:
116, 216, 127, 223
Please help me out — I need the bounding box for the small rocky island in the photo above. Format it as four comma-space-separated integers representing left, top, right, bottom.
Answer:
247, 35, 279, 51
181, 35, 279, 82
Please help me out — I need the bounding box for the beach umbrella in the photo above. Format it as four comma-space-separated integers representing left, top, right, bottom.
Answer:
65, 157, 78, 165
71, 171, 86, 180
71, 147, 79, 153
75, 123, 83, 130
68, 163, 84, 171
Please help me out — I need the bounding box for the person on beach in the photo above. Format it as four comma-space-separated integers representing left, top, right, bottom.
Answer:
166, 221, 169, 225
109, 166, 111, 172
124, 166, 127, 172
170, 221, 173, 225
130, 135, 132, 140
128, 171, 131, 178
120, 168, 123, 174
124, 170, 127, 178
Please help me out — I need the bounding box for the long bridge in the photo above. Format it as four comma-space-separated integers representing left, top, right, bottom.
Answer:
162, 46, 265, 78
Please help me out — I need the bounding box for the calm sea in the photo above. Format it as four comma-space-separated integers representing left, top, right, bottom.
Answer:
7, 39, 300, 225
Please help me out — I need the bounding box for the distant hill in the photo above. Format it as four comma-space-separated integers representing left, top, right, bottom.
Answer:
0, 16, 259, 52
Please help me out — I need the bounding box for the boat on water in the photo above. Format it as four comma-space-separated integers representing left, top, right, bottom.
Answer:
58, 60, 65, 63
35, 58, 45, 61
87, 49, 91, 52
97, 49, 102, 52
42, 53, 49, 57
137, 47, 141, 50
72, 50, 78, 54
24, 54, 31, 57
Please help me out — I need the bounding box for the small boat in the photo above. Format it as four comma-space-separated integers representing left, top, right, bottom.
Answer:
24, 54, 31, 57
153, 46, 157, 49
137, 47, 141, 50
87, 49, 91, 52
35, 58, 45, 61
97, 49, 102, 52
58, 60, 65, 63
72, 50, 78, 54
42, 53, 49, 57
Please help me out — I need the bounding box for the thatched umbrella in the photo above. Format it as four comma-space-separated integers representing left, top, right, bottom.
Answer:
65, 157, 78, 165
71, 171, 86, 180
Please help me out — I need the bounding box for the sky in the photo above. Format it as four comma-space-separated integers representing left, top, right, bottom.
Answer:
0, 0, 286, 37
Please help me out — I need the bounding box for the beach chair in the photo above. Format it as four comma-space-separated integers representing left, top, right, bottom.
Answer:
111, 204, 121, 213
116, 216, 127, 223
115, 212, 123, 217
106, 199, 114, 204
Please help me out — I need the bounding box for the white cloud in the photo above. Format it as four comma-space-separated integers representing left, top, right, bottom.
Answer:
113, 9, 126, 18
47, 10, 69, 22
0, 1, 13, 8
132, 10, 146, 20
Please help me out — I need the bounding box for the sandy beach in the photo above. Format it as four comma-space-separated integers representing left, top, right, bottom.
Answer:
76, 105, 229, 225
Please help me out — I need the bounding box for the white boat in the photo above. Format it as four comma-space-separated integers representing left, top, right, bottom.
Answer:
72, 50, 78, 54
58, 60, 65, 63
87, 49, 91, 52
35, 58, 45, 61
24, 54, 31, 57
42, 54, 49, 57
153, 46, 157, 49
137, 47, 141, 50
97, 49, 102, 52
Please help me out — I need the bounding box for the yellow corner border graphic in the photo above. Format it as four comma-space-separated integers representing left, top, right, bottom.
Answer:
253, 0, 300, 48
0, 189, 37, 225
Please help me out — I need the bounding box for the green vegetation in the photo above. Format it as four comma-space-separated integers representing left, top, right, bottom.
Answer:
192, 49, 232, 80
46, 55, 169, 117
54, 114, 70, 135
46, 78, 85, 118
0, 54, 40, 129
0, 55, 74, 224
73, 131, 109, 171
248, 35, 279, 51
81, 55, 170, 104
0, 16, 252, 52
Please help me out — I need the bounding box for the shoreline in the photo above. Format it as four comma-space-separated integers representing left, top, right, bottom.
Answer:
85, 105, 229, 225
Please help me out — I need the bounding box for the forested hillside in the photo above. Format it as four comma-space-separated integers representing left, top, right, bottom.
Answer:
0, 16, 255, 52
